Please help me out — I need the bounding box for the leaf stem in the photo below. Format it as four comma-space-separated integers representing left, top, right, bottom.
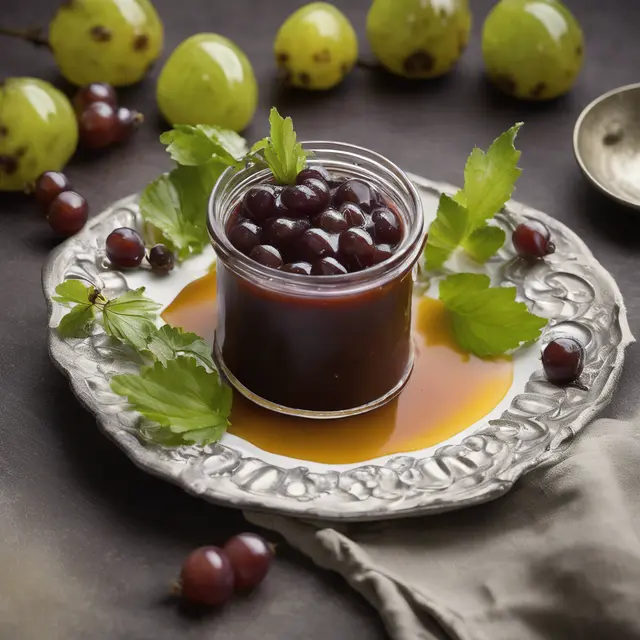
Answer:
0, 26, 50, 49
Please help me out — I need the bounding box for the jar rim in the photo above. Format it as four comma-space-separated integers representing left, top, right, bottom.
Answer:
207, 140, 425, 298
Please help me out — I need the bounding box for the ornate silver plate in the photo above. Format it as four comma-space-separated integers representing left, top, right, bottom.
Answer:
43, 175, 633, 521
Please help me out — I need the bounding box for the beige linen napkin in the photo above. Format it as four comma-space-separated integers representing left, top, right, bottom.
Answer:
247, 418, 640, 640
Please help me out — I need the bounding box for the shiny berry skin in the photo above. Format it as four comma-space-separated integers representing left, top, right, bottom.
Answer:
339, 228, 376, 270
148, 244, 175, 273
228, 219, 262, 255
301, 178, 331, 210
249, 244, 283, 269
314, 208, 348, 234
73, 83, 117, 113
298, 228, 337, 262
542, 337, 585, 386
334, 179, 380, 212
340, 202, 366, 228
373, 244, 394, 264
263, 217, 311, 254
243, 185, 279, 223
223, 533, 274, 591
35, 171, 71, 209
105, 227, 145, 268
512, 221, 555, 260
79, 102, 118, 149
281, 261, 312, 274
312, 257, 348, 275
371, 207, 402, 245
113, 107, 144, 144
47, 191, 88, 237
180, 546, 235, 606
281, 183, 327, 216
296, 165, 331, 185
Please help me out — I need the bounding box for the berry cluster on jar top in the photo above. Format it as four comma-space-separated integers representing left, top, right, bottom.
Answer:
227, 166, 404, 276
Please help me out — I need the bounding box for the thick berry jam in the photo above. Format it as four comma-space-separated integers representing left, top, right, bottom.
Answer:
226, 169, 404, 274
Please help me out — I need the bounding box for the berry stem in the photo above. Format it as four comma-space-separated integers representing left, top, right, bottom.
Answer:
0, 26, 50, 49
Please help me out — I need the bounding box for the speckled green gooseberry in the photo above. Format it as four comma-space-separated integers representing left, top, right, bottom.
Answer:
482, 0, 585, 100
366, 0, 472, 79
0, 78, 78, 192
49, 0, 164, 87
156, 33, 258, 131
274, 2, 358, 90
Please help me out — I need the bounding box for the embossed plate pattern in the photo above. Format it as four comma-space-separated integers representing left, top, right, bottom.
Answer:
43, 176, 634, 521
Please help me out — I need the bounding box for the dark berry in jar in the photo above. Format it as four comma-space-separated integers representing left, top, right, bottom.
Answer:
228, 219, 262, 255
371, 207, 402, 245
47, 191, 88, 237
148, 244, 175, 273
312, 257, 348, 275
105, 227, 145, 268
542, 337, 585, 386
281, 183, 326, 216
333, 178, 380, 212
298, 228, 337, 262
340, 202, 366, 228
73, 83, 117, 113
243, 185, 279, 223
223, 533, 274, 591
339, 228, 376, 270
179, 546, 235, 606
113, 107, 144, 143
79, 102, 118, 149
373, 244, 394, 264
263, 217, 311, 253
301, 177, 331, 209
281, 261, 313, 274
512, 221, 555, 260
314, 208, 348, 234
296, 165, 331, 185
249, 244, 283, 269
35, 171, 71, 209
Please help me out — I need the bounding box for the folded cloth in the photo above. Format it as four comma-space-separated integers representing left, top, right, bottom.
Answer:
247, 418, 640, 640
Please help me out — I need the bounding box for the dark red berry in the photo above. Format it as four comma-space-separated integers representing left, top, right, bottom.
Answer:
339, 228, 376, 271
243, 185, 279, 223
249, 244, 283, 269
281, 261, 312, 274
513, 221, 555, 260
180, 546, 235, 606
371, 207, 402, 245
301, 177, 330, 210
113, 107, 144, 143
79, 102, 118, 149
105, 227, 145, 268
263, 217, 311, 254
298, 228, 337, 262
148, 244, 175, 273
223, 533, 274, 591
281, 183, 325, 216
333, 179, 380, 212
35, 171, 71, 209
228, 219, 261, 255
340, 202, 366, 228
47, 191, 88, 237
373, 244, 394, 264
73, 83, 117, 113
312, 257, 348, 275
313, 208, 348, 234
296, 165, 331, 185
542, 337, 585, 386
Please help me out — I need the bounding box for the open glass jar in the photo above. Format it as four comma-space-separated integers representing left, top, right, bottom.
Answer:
208, 142, 425, 419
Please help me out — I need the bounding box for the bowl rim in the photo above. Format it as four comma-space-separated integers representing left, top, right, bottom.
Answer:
573, 82, 640, 210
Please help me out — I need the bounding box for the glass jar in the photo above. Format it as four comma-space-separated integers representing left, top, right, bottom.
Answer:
208, 142, 425, 419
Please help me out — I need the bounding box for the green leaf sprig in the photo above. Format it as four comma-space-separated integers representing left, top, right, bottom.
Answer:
53, 280, 231, 445
425, 123, 523, 269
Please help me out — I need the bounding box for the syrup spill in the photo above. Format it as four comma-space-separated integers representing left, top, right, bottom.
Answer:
162, 271, 513, 464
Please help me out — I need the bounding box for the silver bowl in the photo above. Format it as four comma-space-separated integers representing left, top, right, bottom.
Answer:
574, 83, 640, 209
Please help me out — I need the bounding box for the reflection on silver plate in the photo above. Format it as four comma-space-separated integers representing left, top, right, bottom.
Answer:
43, 176, 634, 522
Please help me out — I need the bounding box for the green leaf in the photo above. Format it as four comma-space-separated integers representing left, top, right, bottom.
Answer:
146, 325, 215, 370
101, 288, 161, 351
439, 273, 547, 358
462, 224, 506, 263
57, 303, 95, 338
110, 356, 232, 445
425, 194, 469, 270
253, 107, 311, 185
53, 280, 95, 305
160, 124, 247, 167
463, 122, 523, 227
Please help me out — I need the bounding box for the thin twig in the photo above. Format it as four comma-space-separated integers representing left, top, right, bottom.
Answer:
0, 26, 50, 49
